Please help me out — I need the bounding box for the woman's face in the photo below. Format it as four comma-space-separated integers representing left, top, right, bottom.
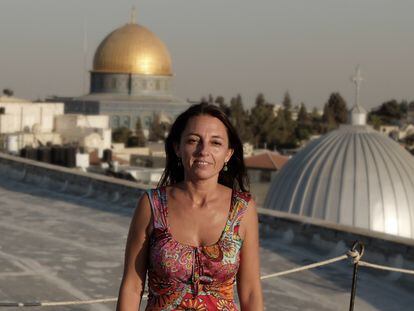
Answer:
176, 115, 233, 182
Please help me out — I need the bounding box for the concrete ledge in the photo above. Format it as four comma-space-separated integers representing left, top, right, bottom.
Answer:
258, 207, 414, 246
0, 153, 146, 208
257, 207, 414, 278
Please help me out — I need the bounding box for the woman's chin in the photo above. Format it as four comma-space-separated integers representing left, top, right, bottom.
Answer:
188, 169, 218, 181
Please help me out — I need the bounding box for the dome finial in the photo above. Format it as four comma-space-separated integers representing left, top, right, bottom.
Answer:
351, 65, 364, 108
130, 5, 137, 24
349, 65, 367, 125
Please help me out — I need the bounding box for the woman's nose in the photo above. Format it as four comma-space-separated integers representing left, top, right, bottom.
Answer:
196, 142, 209, 155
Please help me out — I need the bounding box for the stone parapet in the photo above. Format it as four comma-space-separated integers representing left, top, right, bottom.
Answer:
0, 152, 145, 209
258, 207, 414, 287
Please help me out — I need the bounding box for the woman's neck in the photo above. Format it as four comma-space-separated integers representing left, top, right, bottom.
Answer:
178, 180, 220, 207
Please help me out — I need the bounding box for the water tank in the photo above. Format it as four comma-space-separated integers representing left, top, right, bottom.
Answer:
103, 149, 112, 162
64, 146, 77, 168
51, 146, 64, 165
26, 147, 37, 160
37, 147, 52, 163
6, 136, 19, 154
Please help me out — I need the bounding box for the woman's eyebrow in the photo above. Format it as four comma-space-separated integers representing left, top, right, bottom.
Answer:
211, 135, 224, 140
185, 133, 224, 139
185, 132, 200, 136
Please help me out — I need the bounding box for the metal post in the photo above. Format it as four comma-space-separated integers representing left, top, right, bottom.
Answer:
349, 260, 359, 311
349, 241, 364, 311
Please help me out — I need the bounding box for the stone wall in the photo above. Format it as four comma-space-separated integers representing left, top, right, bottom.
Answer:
258, 207, 414, 281
0, 153, 145, 209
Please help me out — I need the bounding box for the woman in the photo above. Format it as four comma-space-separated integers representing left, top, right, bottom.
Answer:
117, 103, 263, 310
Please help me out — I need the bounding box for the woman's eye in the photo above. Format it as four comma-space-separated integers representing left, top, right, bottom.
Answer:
212, 141, 222, 146
187, 139, 198, 144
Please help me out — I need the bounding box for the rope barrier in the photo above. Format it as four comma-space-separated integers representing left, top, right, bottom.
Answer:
2, 243, 414, 308
359, 261, 414, 275
0, 296, 147, 308
40, 297, 119, 306
260, 254, 348, 279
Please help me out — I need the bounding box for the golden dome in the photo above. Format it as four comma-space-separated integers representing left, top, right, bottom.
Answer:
93, 23, 172, 76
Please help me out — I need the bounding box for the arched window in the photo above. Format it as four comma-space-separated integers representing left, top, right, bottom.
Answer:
111, 115, 120, 128
121, 116, 131, 128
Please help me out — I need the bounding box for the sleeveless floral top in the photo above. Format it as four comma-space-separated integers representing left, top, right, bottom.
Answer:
145, 187, 251, 311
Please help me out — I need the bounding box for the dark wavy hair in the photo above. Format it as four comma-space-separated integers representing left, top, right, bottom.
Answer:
158, 103, 249, 192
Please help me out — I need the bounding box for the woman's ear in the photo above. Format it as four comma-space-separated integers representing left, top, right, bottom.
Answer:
225, 148, 234, 163
173, 142, 180, 158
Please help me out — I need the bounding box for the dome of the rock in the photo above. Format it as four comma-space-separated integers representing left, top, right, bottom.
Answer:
93, 23, 172, 76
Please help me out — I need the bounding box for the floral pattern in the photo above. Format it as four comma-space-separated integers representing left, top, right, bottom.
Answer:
145, 187, 250, 311
178, 297, 206, 311
217, 299, 237, 311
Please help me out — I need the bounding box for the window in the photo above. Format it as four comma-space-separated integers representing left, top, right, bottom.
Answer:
111, 115, 120, 128
121, 116, 131, 128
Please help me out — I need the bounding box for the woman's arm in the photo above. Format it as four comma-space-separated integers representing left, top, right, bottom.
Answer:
116, 193, 152, 311
237, 199, 264, 310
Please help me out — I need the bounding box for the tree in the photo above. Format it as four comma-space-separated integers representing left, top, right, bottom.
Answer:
128, 118, 146, 147
3, 88, 13, 97
322, 104, 337, 131
112, 127, 132, 144
249, 94, 277, 148
400, 100, 408, 116
367, 114, 383, 130
376, 100, 401, 119
297, 103, 310, 125
379, 100, 401, 119
322, 92, 348, 130
281, 91, 292, 123
310, 107, 324, 134
368, 99, 407, 126
229, 94, 252, 143
215, 96, 225, 107
149, 114, 169, 142
214, 96, 230, 116
282, 91, 292, 111
295, 103, 311, 141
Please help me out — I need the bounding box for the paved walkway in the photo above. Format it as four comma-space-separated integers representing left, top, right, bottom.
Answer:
0, 178, 413, 310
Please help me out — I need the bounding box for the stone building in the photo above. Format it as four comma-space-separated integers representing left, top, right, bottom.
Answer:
52, 11, 189, 133
245, 151, 289, 183
0, 95, 110, 153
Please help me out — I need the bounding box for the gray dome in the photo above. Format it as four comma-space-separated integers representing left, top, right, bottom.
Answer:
264, 124, 414, 239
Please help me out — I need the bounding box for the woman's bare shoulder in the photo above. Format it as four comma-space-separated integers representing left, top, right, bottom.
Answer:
130, 190, 153, 236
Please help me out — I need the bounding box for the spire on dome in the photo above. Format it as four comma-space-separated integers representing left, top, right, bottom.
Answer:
130, 6, 137, 24
349, 65, 367, 126
351, 65, 364, 108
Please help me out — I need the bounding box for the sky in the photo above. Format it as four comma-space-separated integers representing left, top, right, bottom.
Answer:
1, 0, 413, 110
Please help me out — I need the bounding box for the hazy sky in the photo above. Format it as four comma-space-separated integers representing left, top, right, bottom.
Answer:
1, 0, 413, 109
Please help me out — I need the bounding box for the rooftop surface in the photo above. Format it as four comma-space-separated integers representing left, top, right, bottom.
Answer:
0, 177, 413, 310
245, 151, 289, 171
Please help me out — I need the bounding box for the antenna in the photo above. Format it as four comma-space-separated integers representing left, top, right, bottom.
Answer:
82, 17, 88, 95
351, 65, 364, 108
130, 6, 137, 24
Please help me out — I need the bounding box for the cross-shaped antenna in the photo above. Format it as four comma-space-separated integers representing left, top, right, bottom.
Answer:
351, 65, 364, 107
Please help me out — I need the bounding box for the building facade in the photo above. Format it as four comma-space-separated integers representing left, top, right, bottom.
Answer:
53, 14, 189, 133
0, 95, 111, 153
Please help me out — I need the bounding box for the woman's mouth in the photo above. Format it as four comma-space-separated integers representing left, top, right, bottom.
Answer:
193, 160, 210, 166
